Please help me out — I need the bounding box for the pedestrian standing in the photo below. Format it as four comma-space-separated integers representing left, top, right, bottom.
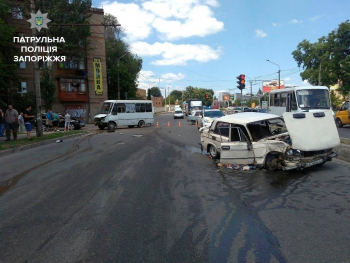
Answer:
0, 109, 4, 137
53, 111, 59, 131
4, 105, 19, 141
46, 109, 53, 132
64, 111, 71, 131
18, 112, 26, 133
23, 105, 35, 140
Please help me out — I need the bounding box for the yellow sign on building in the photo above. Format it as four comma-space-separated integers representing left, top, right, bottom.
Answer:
93, 58, 103, 95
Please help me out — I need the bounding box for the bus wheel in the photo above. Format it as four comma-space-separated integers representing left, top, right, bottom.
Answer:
138, 120, 145, 128
335, 118, 343, 128
108, 122, 116, 130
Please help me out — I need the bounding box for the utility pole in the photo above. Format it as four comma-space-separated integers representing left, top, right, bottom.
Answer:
117, 52, 128, 100
318, 62, 322, 85
30, 0, 43, 137
167, 84, 170, 111
250, 80, 253, 106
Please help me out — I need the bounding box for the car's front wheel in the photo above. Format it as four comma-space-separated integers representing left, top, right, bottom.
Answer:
209, 144, 219, 159
108, 122, 116, 130
138, 120, 145, 128
69, 123, 75, 130
98, 124, 105, 130
336, 118, 343, 128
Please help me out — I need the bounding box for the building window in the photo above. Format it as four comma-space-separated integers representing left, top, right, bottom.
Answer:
59, 78, 86, 93
19, 61, 26, 69
58, 56, 85, 70
18, 82, 27, 93
12, 8, 23, 19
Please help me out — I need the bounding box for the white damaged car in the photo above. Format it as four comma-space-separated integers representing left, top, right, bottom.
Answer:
200, 112, 339, 171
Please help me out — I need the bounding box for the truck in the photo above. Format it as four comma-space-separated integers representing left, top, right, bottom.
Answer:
185, 99, 203, 116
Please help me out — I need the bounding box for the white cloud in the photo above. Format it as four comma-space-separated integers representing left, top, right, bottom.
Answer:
284, 77, 291, 81
303, 80, 309, 84
102, 0, 223, 41
272, 22, 277, 27
255, 29, 267, 38
309, 15, 323, 22
102, 1, 155, 41
131, 41, 221, 65
161, 73, 186, 82
289, 19, 303, 24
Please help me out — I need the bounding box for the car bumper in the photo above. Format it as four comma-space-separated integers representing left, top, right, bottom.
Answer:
282, 152, 338, 171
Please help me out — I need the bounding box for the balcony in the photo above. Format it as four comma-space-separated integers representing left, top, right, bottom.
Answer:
59, 91, 88, 102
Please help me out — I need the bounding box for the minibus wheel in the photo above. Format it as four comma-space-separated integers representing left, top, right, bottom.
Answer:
138, 120, 145, 128
108, 122, 116, 130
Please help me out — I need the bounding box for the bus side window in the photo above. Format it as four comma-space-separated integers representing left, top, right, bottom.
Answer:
291, 92, 297, 110
117, 103, 125, 113
146, 103, 152, 112
112, 104, 118, 115
269, 93, 274, 106
281, 93, 286, 107
274, 94, 280, 106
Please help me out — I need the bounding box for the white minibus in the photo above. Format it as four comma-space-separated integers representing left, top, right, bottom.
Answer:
268, 86, 333, 116
94, 100, 154, 130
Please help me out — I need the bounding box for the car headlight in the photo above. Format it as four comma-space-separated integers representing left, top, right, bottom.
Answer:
286, 149, 293, 156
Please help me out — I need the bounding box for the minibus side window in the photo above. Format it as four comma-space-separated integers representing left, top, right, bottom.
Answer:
146, 103, 152, 112
112, 104, 118, 115
274, 94, 280, 106
117, 103, 125, 113
269, 93, 274, 106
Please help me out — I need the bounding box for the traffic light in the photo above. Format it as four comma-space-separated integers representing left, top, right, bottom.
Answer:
236, 74, 246, 90
205, 94, 209, 99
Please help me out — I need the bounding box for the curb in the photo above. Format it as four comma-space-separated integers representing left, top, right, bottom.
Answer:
334, 143, 350, 163
0, 132, 91, 158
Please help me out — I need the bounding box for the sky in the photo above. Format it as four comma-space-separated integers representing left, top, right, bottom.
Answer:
96, 0, 350, 98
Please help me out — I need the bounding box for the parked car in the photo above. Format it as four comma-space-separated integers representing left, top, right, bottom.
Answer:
200, 111, 339, 171
35, 114, 81, 131
244, 108, 269, 113
197, 109, 225, 129
335, 100, 349, 127
187, 110, 202, 124
174, 110, 184, 119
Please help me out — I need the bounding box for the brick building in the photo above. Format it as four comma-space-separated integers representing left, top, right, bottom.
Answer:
136, 88, 147, 100
151, 96, 164, 107
9, 5, 108, 122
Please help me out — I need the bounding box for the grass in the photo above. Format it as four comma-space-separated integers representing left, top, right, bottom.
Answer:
0, 130, 87, 151
340, 138, 350, 145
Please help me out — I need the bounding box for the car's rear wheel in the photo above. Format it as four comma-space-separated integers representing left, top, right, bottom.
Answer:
69, 123, 75, 130
138, 120, 145, 128
336, 118, 343, 128
209, 144, 219, 159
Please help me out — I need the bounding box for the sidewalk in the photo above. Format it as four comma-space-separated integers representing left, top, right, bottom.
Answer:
0, 124, 97, 143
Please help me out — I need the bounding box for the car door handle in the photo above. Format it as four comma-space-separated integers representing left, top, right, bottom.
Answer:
212, 136, 216, 140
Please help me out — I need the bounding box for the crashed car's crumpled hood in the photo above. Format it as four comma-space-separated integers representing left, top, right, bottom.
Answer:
94, 114, 107, 119
283, 111, 340, 151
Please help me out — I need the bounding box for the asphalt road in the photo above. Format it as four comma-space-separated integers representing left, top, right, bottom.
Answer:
337, 125, 350, 139
1, 113, 350, 262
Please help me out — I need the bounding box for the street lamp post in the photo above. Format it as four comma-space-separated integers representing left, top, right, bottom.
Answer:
117, 52, 128, 99
167, 84, 171, 111
266, 59, 281, 89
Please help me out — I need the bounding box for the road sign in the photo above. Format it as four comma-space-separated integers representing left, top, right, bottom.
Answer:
241, 100, 246, 104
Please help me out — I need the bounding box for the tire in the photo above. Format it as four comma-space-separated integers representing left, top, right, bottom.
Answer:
191, 120, 195, 125
69, 123, 75, 130
336, 118, 343, 128
138, 120, 145, 128
209, 144, 219, 159
98, 124, 105, 130
108, 122, 116, 130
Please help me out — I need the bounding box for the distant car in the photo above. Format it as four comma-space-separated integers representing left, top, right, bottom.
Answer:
244, 108, 268, 113
187, 110, 202, 124
34, 114, 81, 131
197, 109, 225, 129
174, 110, 184, 119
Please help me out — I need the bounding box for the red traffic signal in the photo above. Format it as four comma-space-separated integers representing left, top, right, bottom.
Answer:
236, 74, 246, 90
205, 94, 209, 99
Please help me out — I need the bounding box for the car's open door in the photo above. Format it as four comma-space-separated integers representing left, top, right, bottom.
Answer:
219, 126, 255, 165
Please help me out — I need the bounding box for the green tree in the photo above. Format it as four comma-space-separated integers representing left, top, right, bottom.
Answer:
40, 67, 56, 110
292, 20, 350, 94
147, 89, 151, 100
182, 86, 214, 105
170, 90, 182, 100
104, 14, 142, 100
0, 0, 21, 107
149, 87, 162, 97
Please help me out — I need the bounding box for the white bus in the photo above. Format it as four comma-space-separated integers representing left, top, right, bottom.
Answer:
268, 86, 333, 116
94, 100, 154, 130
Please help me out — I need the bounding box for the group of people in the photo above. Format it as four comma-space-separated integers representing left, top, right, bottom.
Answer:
0, 105, 72, 141
0, 104, 35, 140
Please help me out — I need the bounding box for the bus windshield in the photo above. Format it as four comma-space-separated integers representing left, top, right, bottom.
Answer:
100, 102, 112, 114
296, 89, 330, 109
